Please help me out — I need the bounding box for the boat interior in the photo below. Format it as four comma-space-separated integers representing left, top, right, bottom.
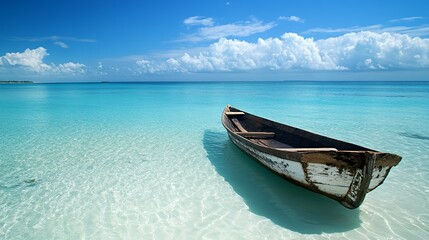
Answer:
224, 106, 373, 152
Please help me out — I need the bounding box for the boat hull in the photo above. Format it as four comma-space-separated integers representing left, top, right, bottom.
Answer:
222, 105, 401, 209
228, 132, 374, 209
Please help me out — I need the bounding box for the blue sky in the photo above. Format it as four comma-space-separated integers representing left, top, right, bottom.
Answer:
1, 0, 429, 82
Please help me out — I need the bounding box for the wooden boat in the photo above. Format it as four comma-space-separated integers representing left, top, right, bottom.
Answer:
221, 105, 401, 209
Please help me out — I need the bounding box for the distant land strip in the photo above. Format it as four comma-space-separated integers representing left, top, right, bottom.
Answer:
0, 80, 34, 84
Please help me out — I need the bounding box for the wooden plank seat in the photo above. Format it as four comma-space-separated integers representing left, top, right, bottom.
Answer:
230, 116, 275, 139
276, 147, 338, 152
225, 111, 245, 116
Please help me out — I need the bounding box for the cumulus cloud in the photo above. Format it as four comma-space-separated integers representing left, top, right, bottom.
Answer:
180, 17, 275, 42
0, 47, 52, 72
136, 59, 156, 73
0, 47, 86, 74
317, 31, 429, 70
136, 31, 429, 73
56, 62, 86, 73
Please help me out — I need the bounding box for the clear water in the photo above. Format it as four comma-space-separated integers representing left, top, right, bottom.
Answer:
0, 81, 428, 239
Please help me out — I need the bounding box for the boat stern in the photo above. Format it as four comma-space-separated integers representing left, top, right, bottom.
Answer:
339, 152, 375, 208
301, 151, 401, 209
340, 152, 401, 208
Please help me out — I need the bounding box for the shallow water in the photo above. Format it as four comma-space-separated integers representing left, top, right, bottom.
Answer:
0, 81, 428, 239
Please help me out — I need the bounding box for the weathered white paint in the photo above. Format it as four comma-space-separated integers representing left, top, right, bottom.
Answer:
344, 168, 364, 203
306, 163, 354, 197
230, 136, 307, 184
229, 134, 381, 204
368, 167, 390, 191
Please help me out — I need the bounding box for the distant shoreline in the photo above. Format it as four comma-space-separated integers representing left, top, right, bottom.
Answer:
0, 80, 34, 84
2, 80, 429, 85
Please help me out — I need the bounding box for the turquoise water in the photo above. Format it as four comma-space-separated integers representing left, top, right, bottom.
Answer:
0, 81, 428, 239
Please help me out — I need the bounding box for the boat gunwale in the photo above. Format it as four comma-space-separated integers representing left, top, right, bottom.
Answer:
222, 106, 375, 154
221, 105, 401, 167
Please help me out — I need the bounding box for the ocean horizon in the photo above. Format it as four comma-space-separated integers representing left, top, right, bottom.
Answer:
1, 81, 428, 239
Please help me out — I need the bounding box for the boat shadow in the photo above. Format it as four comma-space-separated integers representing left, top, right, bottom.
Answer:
203, 130, 362, 234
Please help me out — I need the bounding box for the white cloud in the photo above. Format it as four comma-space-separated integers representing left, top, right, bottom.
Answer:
136, 31, 429, 73
317, 31, 429, 70
136, 59, 157, 73
56, 62, 86, 74
94, 62, 108, 76
184, 16, 214, 26
386, 26, 429, 38
10, 35, 96, 43
0, 47, 52, 72
279, 16, 304, 23
180, 17, 275, 42
304, 25, 383, 34
10, 36, 96, 52
391, 17, 424, 23
0, 47, 86, 74
304, 24, 429, 37
54, 41, 69, 48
